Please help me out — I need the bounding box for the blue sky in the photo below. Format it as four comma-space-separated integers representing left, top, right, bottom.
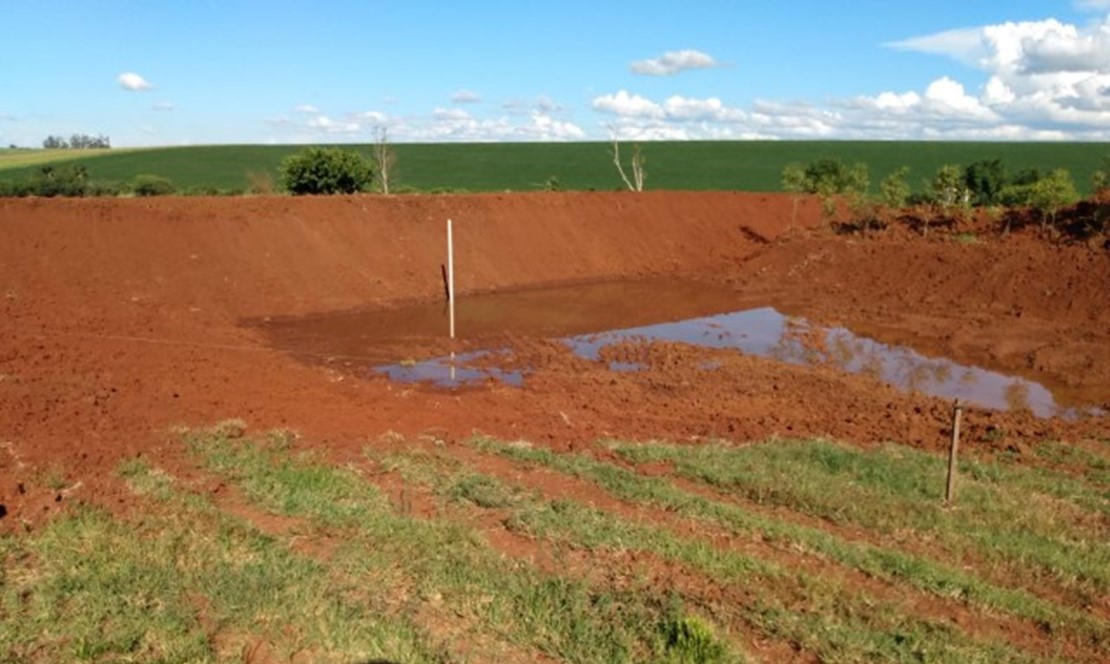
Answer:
3, 0, 1110, 146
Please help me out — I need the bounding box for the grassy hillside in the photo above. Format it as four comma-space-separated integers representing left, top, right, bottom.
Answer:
0, 147, 120, 169
1, 141, 1108, 194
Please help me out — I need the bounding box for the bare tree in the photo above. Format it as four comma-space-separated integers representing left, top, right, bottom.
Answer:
610, 131, 645, 192
372, 125, 395, 195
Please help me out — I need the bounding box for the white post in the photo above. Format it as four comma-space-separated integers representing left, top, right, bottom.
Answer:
447, 218, 455, 339
447, 218, 456, 382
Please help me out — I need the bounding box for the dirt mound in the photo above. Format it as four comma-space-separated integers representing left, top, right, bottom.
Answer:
0, 192, 1106, 529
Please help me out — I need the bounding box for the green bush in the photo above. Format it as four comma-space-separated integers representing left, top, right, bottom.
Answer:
279, 147, 374, 195
132, 174, 176, 197
0, 179, 31, 197
29, 164, 89, 197
86, 180, 129, 197
964, 158, 1007, 206
801, 157, 869, 197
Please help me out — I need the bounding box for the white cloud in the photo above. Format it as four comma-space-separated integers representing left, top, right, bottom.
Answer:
630, 49, 720, 76
355, 110, 388, 124
535, 95, 562, 113
502, 95, 565, 116
594, 92, 834, 139
416, 107, 584, 141
305, 114, 361, 134
886, 28, 985, 66
451, 89, 481, 103
294, 104, 319, 113
589, 66, 1110, 141
592, 90, 664, 118
118, 72, 152, 91
885, 15, 1110, 136
151, 101, 174, 112
268, 98, 583, 143
1075, 0, 1110, 11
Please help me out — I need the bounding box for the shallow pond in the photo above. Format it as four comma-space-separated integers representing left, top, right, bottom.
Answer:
253, 280, 1101, 419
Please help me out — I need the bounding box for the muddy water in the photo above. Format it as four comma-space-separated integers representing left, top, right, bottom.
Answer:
252, 280, 1102, 419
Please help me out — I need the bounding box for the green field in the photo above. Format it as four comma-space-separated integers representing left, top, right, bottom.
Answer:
2, 141, 1108, 194
3, 424, 1107, 662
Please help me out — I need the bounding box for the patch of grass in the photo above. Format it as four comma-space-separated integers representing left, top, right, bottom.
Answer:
446, 472, 521, 508
659, 614, 730, 664
476, 438, 1108, 653
0, 147, 124, 169
497, 477, 1046, 662
184, 426, 732, 663
2, 459, 433, 663
611, 439, 1110, 602
378, 446, 1064, 663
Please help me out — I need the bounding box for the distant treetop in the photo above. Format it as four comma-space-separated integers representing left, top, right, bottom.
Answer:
43, 134, 111, 150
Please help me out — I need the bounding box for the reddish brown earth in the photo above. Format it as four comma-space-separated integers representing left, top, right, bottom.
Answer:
1, 192, 1108, 529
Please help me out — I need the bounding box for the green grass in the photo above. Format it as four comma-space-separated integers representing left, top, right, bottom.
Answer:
475, 439, 1108, 652
607, 439, 1110, 603
380, 445, 1064, 663
182, 425, 738, 663
0, 147, 123, 170
0, 141, 1107, 194
5, 426, 1106, 662
3, 428, 738, 663
2, 458, 432, 663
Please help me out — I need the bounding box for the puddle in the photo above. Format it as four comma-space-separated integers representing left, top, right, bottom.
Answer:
251, 280, 1103, 419
566, 308, 1101, 419
375, 350, 524, 387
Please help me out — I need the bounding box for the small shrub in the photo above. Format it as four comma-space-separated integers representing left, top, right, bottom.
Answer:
879, 166, 911, 210
964, 159, 1007, 207
30, 165, 89, 197
280, 147, 374, 195
0, 179, 31, 197
132, 174, 176, 197
86, 180, 129, 197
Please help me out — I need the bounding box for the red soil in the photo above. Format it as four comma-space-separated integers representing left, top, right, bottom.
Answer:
1, 192, 1107, 528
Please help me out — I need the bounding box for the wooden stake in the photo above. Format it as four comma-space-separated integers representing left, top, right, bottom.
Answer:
945, 399, 963, 504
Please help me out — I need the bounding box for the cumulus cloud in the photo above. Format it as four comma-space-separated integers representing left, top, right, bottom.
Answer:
593, 15, 1110, 141
888, 16, 1110, 133
630, 49, 720, 76
118, 72, 152, 91
305, 114, 361, 134
451, 89, 481, 103
416, 107, 584, 141
268, 98, 583, 143
592, 90, 665, 119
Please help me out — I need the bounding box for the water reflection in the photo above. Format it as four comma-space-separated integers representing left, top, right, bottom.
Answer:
358, 305, 1098, 419
560, 307, 1099, 419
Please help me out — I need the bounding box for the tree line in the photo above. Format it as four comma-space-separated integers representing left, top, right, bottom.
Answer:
781, 156, 1109, 238
42, 134, 112, 149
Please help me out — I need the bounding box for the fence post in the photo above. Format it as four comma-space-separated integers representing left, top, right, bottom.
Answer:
945, 399, 963, 505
